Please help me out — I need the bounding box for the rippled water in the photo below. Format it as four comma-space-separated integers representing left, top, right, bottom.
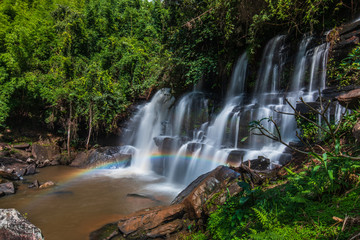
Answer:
0, 166, 179, 240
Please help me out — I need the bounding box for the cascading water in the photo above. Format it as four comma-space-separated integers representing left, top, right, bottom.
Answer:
119, 35, 333, 187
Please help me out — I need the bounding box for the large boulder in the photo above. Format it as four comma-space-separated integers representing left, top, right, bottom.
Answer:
70, 146, 131, 168
118, 204, 185, 239
172, 166, 241, 219
31, 144, 61, 167
337, 88, 360, 110
0, 208, 44, 240
0, 157, 36, 177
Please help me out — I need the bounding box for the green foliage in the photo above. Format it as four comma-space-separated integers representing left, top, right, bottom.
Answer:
0, 0, 170, 142
247, 0, 353, 52
328, 44, 360, 86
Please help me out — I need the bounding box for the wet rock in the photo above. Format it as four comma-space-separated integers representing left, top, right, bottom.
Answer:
28, 179, 40, 189
89, 223, 120, 240
11, 149, 32, 161
0, 182, 15, 195
71, 146, 131, 168
39, 181, 55, 189
118, 204, 185, 239
154, 136, 181, 153
337, 88, 360, 110
36, 159, 51, 168
13, 144, 30, 150
0, 171, 19, 181
172, 166, 241, 219
186, 142, 204, 154
31, 144, 61, 167
146, 219, 184, 238
278, 153, 292, 165
0, 157, 36, 177
322, 85, 360, 101
243, 156, 270, 171
26, 164, 36, 175
339, 20, 360, 36
332, 21, 360, 60
226, 150, 246, 166
0, 208, 44, 240
126, 193, 161, 203
352, 121, 360, 142
295, 102, 320, 114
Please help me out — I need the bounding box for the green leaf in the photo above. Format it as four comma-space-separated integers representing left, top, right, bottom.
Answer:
328, 170, 334, 181
240, 136, 248, 142
238, 181, 250, 191
239, 196, 250, 205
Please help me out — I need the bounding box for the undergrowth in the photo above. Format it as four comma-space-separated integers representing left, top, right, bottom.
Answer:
190, 101, 360, 239
204, 160, 360, 240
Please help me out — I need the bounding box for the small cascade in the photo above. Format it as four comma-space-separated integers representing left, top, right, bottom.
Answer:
120, 89, 174, 172
118, 35, 334, 187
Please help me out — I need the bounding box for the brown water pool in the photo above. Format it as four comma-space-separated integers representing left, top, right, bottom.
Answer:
0, 166, 179, 240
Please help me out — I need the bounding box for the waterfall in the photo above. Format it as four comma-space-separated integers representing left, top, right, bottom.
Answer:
120, 89, 174, 172
118, 36, 332, 187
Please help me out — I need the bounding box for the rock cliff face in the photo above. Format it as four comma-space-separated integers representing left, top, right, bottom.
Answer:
90, 166, 243, 239
330, 20, 360, 61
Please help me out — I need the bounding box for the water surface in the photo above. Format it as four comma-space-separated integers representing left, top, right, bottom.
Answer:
0, 166, 178, 240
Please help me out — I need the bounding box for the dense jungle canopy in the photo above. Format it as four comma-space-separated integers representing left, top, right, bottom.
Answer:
0, 0, 359, 144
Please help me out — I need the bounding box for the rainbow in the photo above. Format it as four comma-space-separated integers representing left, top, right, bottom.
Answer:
30, 153, 228, 198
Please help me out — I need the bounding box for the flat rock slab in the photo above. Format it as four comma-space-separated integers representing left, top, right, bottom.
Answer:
13, 144, 30, 150
0, 208, 44, 240
118, 204, 185, 239
0, 182, 15, 195
337, 88, 360, 109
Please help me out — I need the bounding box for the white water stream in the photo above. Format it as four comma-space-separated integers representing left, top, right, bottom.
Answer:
118, 35, 337, 186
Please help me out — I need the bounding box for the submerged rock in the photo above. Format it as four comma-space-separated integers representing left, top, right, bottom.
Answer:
0, 208, 44, 240
39, 181, 55, 189
28, 179, 40, 189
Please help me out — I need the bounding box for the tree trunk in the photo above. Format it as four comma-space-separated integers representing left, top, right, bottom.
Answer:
67, 101, 72, 160
86, 103, 93, 150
